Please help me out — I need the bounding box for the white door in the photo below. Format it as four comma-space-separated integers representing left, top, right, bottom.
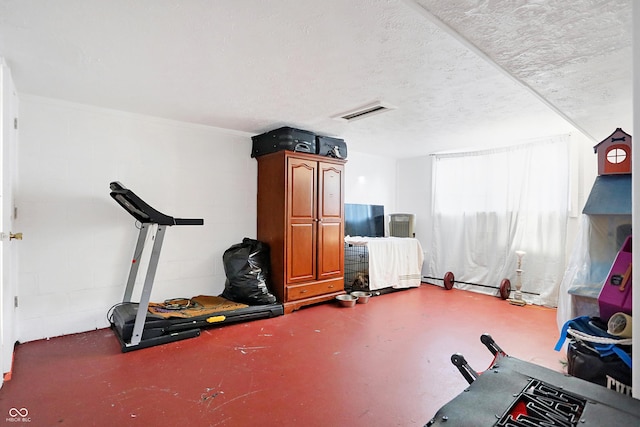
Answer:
0, 59, 19, 388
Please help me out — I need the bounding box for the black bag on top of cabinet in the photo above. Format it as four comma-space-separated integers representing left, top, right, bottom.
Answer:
251, 127, 316, 158
316, 135, 347, 159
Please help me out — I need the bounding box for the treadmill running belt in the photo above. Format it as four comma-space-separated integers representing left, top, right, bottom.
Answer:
148, 295, 249, 319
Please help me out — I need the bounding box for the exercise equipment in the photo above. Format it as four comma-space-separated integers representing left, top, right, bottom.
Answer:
108, 182, 283, 352
425, 271, 539, 300
427, 334, 640, 426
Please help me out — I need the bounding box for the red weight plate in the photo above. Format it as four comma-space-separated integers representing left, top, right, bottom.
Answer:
499, 279, 511, 300
444, 271, 455, 290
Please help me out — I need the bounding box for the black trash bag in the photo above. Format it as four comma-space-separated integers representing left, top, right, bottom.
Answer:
221, 238, 277, 305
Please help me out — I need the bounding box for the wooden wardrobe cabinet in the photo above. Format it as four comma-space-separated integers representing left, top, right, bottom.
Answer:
257, 151, 346, 313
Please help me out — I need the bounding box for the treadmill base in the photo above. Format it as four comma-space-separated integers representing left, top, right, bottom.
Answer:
110, 301, 284, 352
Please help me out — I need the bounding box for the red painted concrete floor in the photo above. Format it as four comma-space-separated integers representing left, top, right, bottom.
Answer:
0, 284, 564, 426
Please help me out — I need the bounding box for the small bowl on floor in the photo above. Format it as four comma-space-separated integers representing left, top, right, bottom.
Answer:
336, 294, 358, 307
351, 291, 372, 304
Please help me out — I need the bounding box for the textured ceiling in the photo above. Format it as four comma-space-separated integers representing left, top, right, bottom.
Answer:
0, 0, 632, 158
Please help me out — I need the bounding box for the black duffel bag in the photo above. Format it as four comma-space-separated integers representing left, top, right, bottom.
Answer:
556, 316, 632, 396
567, 338, 632, 396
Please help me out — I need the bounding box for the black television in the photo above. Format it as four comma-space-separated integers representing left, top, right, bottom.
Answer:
344, 203, 385, 237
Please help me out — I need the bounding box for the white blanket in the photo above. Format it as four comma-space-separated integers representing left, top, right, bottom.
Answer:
345, 237, 424, 291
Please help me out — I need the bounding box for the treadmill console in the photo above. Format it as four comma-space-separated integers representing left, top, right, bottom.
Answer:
109, 181, 203, 226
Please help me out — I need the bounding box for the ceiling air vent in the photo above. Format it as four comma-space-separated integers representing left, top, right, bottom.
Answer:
332, 101, 396, 122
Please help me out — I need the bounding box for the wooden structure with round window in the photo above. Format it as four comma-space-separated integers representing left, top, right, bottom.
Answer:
594, 128, 632, 175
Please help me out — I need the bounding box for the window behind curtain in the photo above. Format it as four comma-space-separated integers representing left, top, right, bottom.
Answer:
429, 136, 569, 306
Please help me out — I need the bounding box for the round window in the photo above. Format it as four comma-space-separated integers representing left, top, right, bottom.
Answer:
606, 148, 627, 164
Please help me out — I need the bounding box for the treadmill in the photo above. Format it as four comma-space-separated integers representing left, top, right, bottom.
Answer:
108, 181, 283, 352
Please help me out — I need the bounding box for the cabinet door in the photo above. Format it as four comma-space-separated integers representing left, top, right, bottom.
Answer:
286, 157, 317, 283
317, 161, 344, 280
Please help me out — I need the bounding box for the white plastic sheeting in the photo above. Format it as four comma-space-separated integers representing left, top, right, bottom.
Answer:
556, 214, 632, 331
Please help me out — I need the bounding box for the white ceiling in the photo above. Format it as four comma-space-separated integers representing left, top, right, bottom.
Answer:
0, 0, 632, 158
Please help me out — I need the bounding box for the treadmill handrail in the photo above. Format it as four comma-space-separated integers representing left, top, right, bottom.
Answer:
109, 181, 204, 226
174, 218, 204, 226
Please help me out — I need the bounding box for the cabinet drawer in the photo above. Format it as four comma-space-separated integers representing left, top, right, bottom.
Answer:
286, 281, 340, 301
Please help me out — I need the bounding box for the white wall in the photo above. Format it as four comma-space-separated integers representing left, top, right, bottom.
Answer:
343, 150, 397, 235
16, 96, 258, 342
397, 155, 432, 273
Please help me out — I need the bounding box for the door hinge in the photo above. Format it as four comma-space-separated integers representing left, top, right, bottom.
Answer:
14, 296, 18, 308
14, 118, 17, 129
